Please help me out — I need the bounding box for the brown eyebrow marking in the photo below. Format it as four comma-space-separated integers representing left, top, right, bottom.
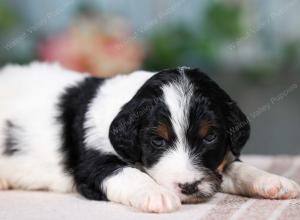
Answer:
199, 120, 216, 138
156, 123, 172, 141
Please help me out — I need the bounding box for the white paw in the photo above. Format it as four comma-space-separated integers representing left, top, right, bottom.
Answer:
252, 174, 300, 199
128, 185, 181, 213
0, 179, 9, 190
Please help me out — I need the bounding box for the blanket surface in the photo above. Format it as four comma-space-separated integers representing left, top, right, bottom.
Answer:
0, 155, 299, 220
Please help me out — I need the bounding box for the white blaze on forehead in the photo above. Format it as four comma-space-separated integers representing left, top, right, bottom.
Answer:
162, 74, 193, 150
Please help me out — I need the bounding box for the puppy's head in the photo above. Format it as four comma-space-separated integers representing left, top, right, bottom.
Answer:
109, 67, 250, 203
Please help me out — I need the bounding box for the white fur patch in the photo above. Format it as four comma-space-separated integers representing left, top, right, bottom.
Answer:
162, 73, 193, 142
221, 161, 300, 199
102, 167, 181, 213
146, 146, 204, 191
0, 62, 85, 192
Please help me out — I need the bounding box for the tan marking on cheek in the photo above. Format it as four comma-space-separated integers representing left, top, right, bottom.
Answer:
217, 159, 228, 173
217, 152, 236, 173
156, 123, 171, 141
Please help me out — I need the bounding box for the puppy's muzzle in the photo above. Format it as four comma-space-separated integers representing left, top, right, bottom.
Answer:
178, 179, 204, 195
179, 172, 222, 203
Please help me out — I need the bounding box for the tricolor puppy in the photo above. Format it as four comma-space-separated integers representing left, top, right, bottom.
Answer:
0, 63, 299, 213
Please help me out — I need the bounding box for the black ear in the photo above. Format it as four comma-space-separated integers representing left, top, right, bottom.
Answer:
225, 101, 250, 157
109, 99, 152, 164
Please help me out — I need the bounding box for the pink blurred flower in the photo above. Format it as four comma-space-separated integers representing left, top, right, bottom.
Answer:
39, 14, 144, 77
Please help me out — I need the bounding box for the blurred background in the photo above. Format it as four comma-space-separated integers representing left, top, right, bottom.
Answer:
0, 0, 299, 154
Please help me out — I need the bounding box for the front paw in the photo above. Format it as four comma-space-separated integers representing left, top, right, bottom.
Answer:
129, 185, 181, 213
252, 175, 300, 199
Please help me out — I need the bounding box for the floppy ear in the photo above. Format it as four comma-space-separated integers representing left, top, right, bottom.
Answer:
225, 101, 250, 157
109, 99, 152, 164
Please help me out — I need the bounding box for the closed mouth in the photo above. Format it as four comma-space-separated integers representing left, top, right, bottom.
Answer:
181, 172, 222, 204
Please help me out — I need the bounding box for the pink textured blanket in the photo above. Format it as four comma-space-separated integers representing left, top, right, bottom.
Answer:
0, 156, 299, 220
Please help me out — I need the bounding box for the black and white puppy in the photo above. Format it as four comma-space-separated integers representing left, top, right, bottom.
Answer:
0, 63, 299, 213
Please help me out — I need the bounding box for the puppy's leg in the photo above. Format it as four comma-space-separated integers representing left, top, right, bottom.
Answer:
221, 161, 300, 199
102, 167, 181, 213
75, 153, 180, 213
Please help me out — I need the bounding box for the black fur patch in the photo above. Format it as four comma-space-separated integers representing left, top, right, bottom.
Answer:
3, 120, 21, 155
57, 77, 127, 201
184, 68, 250, 164
74, 149, 126, 200
57, 77, 104, 172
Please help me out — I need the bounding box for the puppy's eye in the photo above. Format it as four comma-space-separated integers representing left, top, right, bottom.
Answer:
151, 137, 166, 148
203, 130, 217, 144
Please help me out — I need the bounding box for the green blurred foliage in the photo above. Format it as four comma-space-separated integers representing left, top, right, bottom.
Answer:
144, 1, 300, 82
244, 40, 300, 84
144, 2, 243, 71
0, 1, 19, 31
0, 1, 37, 66
204, 3, 243, 40
0, 1, 299, 81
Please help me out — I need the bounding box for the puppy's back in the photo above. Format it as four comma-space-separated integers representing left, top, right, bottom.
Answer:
0, 62, 85, 191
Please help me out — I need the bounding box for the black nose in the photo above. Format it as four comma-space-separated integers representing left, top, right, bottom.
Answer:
178, 180, 202, 195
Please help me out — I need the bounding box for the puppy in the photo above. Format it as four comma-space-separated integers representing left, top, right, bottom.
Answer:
0, 63, 299, 213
